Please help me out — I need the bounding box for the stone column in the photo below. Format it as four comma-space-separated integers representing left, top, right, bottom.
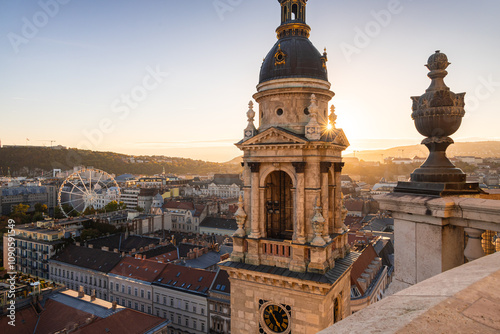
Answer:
321, 162, 332, 242
333, 163, 344, 232
242, 163, 252, 235
293, 162, 306, 244
249, 163, 261, 239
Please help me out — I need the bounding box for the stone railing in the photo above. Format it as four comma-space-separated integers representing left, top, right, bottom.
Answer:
375, 194, 500, 292
319, 251, 500, 333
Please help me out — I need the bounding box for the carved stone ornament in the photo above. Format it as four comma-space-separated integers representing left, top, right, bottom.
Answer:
311, 198, 326, 246
244, 101, 258, 140
305, 94, 322, 141
233, 195, 247, 237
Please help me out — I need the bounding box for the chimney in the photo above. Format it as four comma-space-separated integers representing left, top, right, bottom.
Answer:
101, 246, 109, 252
88, 244, 93, 249
357, 278, 367, 293
111, 301, 117, 311
78, 286, 85, 298
91, 289, 96, 301
114, 248, 119, 253
75, 242, 81, 247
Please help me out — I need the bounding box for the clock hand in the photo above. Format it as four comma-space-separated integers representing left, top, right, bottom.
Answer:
271, 311, 281, 329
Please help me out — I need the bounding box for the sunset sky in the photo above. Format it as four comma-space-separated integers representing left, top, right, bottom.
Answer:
1, 0, 500, 162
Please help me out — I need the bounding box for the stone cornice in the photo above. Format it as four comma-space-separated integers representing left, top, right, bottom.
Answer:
223, 265, 348, 296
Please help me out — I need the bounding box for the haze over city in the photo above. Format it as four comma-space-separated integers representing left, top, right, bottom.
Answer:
1, 0, 500, 162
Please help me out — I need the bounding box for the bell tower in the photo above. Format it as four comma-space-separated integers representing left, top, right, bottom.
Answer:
220, 1, 356, 333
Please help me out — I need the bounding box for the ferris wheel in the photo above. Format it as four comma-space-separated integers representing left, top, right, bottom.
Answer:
57, 168, 120, 217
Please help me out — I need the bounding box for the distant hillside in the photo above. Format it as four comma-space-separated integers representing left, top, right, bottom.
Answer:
344, 141, 500, 162
0, 147, 242, 177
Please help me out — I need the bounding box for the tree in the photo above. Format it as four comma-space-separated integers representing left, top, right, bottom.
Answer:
34, 203, 48, 213
10, 204, 31, 224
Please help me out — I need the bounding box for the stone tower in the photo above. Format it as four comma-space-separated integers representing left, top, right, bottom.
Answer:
220, 1, 355, 333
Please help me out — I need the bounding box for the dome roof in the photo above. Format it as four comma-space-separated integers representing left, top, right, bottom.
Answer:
259, 36, 328, 84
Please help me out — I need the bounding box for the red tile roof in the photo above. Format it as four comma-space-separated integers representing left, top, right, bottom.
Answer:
154, 264, 216, 295
163, 201, 194, 211
0, 299, 96, 334
74, 308, 168, 334
345, 200, 364, 212
110, 257, 167, 282
351, 244, 378, 295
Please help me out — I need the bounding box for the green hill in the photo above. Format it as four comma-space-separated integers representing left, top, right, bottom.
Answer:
0, 147, 242, 177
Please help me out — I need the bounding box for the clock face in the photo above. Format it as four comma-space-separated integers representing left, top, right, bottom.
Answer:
262, 304, 289, 333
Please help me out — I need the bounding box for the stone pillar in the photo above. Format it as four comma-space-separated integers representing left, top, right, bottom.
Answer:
249, 163, 261, 239
293, 162, 306, 244
333, 163, 344, 232
377, 194, 465, 294
321, 162, 332, 242
242, 163, 252, 235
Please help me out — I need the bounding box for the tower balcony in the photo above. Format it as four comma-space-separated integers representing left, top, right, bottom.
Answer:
231, 232, 349, 275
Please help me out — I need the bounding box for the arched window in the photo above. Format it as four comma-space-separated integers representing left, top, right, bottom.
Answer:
292, 4, 298, 20
333, 297, 341, 323
265, 171, 293, 239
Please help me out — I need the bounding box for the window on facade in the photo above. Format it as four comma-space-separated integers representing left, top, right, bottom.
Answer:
135, 302, 138, 310
128, 287, 131, 295
177, 316, 181, 324
134, 288, 138, 296
193, 320, 197, 330
185, 318, 189, 327
193, 306, 197, 313
201, 322, 205, 331
185, 302, 188, 310
201, 308, 204, 315
148, 306, 151, 314
170, 298, 174, 306
110, 296, 114, 302
141, 289, 144, 298
141, 304, 144, 312
128, 301, 132, 308
147, 291, 151, 300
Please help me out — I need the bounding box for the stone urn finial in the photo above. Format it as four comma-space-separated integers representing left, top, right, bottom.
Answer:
395, 51, 481, 195
311, 197, 326, 246
329, 105, 337, 129
233, 195, 247, 237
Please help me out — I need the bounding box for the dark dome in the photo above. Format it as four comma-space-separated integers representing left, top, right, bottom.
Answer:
259, 36, 328, 84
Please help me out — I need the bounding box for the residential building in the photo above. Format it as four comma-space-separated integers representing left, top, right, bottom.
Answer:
152, 264, 216, 334
108, 256, 167, 315
207, 269, 231, 334
0, 288, 170, 333
200, 174, 243, 198
121, 188, 140, 209
163, 201, 207, 233
0, 185, 48, 215
349, 245, 389, 313
49, 244, 122, 300
6, 219, 84, 279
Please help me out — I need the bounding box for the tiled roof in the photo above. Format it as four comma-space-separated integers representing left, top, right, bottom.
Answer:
87, 234, 160, 252
0, 298, 96, 334
110, 257, 167, 282
350, 244, 378, 294
163, 201, 195, 211
200, 217, 238, 230
212, 174, 243, 186
51, 245, 122, 273
139, 244, 178, 263
210, 269, 231, 294
193, 204, 206, 217
220, 252, 360, 285
178, 243, 204, 258
182, 251, 221, 270
153, 264, 217, 296
74, 308, 168, 334
345, 200, 364, 212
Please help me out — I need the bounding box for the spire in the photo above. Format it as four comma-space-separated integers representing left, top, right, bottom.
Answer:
276, 0, 311, 39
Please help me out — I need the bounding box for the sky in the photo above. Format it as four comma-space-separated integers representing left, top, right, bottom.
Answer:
1, 0, 500, 162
